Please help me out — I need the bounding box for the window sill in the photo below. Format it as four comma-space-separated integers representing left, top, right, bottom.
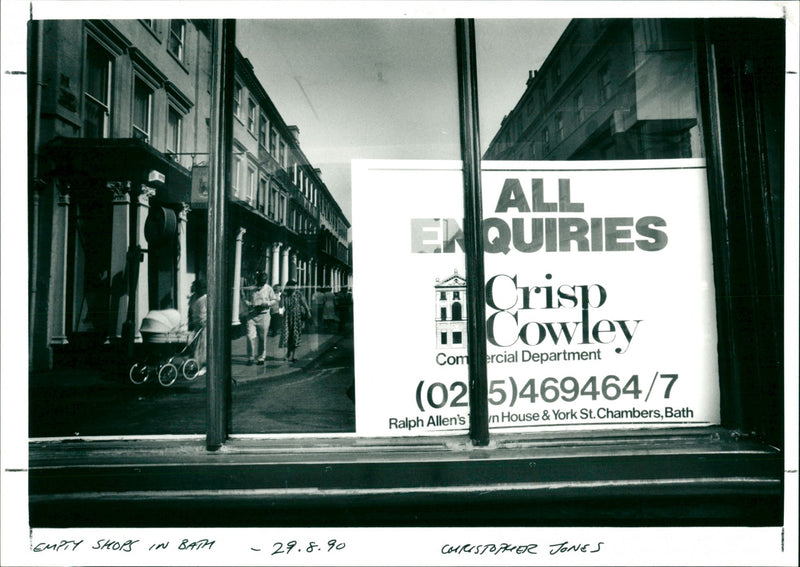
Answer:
28, 426, 782, 526
167, 49, 189, 74
139, 21, 162, 43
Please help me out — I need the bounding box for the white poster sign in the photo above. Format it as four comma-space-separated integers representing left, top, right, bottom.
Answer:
352, 159, 719, 436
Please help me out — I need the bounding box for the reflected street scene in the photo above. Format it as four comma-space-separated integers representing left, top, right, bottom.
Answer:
28, 19, 460, 436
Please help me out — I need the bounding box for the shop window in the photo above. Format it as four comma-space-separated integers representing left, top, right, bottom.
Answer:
25, 16, 787, 535
132, 77, 152, 143
84, 37, 112, 138
168, 19, 185, 62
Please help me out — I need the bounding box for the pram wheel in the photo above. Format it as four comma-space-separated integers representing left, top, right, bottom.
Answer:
129, 363, 150, 385
158, 363, 179, 387
182, 358, 199, 381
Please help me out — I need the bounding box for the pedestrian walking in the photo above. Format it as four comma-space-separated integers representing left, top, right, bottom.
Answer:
243, 271, 278, 364
335, 288, 351, 332
269, 284, 283, 336
322, 286, 338, 331
280, 280, 311, 363
312, 287, 325, 329
188, 277, 207, 376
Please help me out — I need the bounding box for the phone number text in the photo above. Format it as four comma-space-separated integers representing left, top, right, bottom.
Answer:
415, 372, 677, 412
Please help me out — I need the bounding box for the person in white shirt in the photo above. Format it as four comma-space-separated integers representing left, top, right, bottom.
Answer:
243, 271, 278, 365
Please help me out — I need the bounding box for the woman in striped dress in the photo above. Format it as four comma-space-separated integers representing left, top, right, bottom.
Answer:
279, 280, 310, 362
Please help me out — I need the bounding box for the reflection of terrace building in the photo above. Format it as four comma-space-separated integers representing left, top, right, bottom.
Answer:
28, 20, 352, 372
435, 271, 467, 349
484, 19, 702, 161
225, 52, 352, 326
29, 19, 214, 371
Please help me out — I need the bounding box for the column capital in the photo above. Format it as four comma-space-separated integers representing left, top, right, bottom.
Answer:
236, 226, 247, 239
272, 242, 282, 252
107, 181, 133, 203
55, 179, 71, 202
135, 185, 157, 205
178, 202, 191, 221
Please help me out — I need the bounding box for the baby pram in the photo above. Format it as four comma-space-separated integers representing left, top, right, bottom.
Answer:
129, 309, 203, 387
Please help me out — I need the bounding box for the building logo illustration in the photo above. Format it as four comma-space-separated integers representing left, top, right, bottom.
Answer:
434, 270, 467, 349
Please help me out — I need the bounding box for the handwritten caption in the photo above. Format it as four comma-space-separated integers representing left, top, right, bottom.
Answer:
441, 540, 604, 556
31, 537, 349, 556
32, 536, 602, 559
33, 538, 215, 553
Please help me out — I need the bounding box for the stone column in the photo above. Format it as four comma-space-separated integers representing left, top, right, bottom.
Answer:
106, 181, 131, 341
49, 181, 71, 346
263, 241, 271, 275
133, 185, 156, 342
289, 250, 298, 282
271, 243, 281, 287
309, 259, 317, 291
232, 227, 246, 325
281, 245, 291, 286
177, 203, 190, 325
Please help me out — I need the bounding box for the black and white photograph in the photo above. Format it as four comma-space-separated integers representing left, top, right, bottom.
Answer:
1, 1, 797, 565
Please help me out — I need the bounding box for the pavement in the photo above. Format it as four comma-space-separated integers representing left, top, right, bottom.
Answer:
229, 324, 342, 384
29, 323, 346, 389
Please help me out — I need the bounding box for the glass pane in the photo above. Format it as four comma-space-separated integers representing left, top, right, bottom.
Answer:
231, 20, 461, 435
83, 98, 106, 138
168, 20, 184, 59
476, 19, 719, 433
167, 107, 181, 154
132, 79, 149, 133
29, 20, 212, 436
85, 39, 109, 103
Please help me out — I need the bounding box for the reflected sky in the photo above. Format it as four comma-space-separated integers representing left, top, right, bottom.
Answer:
237, 19, 569, 221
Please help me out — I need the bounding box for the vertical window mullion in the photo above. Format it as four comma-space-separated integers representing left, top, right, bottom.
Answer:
206, 19, 236, 450
455, 19, 489, 446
